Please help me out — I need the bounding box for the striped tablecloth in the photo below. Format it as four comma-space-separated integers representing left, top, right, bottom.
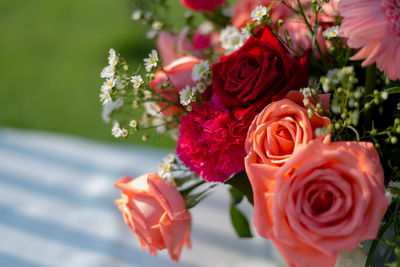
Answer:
0, 128, 283, 267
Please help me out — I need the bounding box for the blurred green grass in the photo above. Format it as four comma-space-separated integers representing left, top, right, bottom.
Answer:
0, 0, 184, 148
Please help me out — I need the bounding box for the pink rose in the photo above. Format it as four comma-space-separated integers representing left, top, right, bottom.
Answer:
156, 28, 205, 65
151, 56, 200, 117
180, 0, 225, 12
246, 140, 388, 267
114, 174, 192, 262
232, 0, 290, 29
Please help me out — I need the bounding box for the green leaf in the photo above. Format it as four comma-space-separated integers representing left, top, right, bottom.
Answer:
384, 86, 400, 95
225, 171, 253, 205
229, 187, 244, 205
230, 203, 252, 238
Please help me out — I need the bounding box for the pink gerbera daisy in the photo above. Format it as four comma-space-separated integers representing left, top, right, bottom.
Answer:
339, 0, 400, 80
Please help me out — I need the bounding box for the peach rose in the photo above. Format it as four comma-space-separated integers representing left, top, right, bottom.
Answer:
245, 98, 330, 241
248, 140, 388, 267
151, 56, 200, 117
114, 174, 191, 262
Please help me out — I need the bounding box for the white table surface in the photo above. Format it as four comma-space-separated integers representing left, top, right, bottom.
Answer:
0, 127, 283, 267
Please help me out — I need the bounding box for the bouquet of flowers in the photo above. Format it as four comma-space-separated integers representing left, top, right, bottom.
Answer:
99, 0, 400, 266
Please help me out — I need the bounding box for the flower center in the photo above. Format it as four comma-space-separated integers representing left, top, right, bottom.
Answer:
381, 0, 400, 36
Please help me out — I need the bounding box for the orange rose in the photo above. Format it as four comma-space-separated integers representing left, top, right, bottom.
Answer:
249, 140, 388, 267
245, 98, 330, 244
114, 174, 191, 262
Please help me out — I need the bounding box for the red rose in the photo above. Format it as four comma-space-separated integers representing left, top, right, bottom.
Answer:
180, 0, 225, 12
212, 27, 310, 120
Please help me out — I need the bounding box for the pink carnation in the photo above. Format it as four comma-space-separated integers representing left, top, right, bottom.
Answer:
176, 102, 247, 182
339, 0, 400, 80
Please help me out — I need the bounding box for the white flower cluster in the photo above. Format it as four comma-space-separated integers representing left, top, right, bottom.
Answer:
180, 85, 197, 106
192, 60, 211, 93
323, 26, 339, 39
251, 6, 267, 23
220, 26, 251, 54
158, 153, 191, 180
144, 50, 158, 72
99, 49, 119, 105
111, 121, 128, 138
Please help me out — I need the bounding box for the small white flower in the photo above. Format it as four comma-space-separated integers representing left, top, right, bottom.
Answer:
251, 6, 267, 23
144, 50, 158, 72
129, 120, 137, 128
108, 48, 118, 67
100, 65, 114, 78
397, 102, 400, 110
115, 77, 127, 89
196, 82, 207, 93
192, 60, 210, 82
143, 90, 152, 100
152, 21, 163, 31
323, 26, 339, 39
101, 77, 116, 91
112, 122, 122, 138
158, 153, 175, 179
327, 68, 341, 84
180, 85, 196, 106
300, 87, 314, 98
121, 128, 129, 137
131, 75, 144, 89
198, 21, 214, 35
131, 10, 142, 20
146, 30, 158, 39
102, 98, 123, 123
381, 91, 388, 100
99, 91, 112, 105
220, 26, 250, 54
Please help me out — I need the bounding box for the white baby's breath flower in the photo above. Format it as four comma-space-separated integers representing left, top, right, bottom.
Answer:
143, 90, 152, 100
158, 153, 175, 179
251, 6, 267, 23
115, 77, 127, 89
131, 10, 142, 20
192, 60, 210, 82
102, 98, 123, 123
381, 91, 388, 100
102, 77, 116, 91
397, 102, 400, 110
131, 75, 144, 89
100, 65, 114, 78
323, 26, 339, 39
196, 82, 207, 93
180, 85, 196, 106
108, 48, 118, 67
220, 26, 250, 54
129, 120, 137, 128
111, 122, 122, 138
327, 68, 341, 84
99, 91, 112, 105
121, 128, 129, 138
300, 87, 314, 98
198, 21, 214, 35
152, 21, 163, 31
144, 50, 158, 71
146, 30, 158, 39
